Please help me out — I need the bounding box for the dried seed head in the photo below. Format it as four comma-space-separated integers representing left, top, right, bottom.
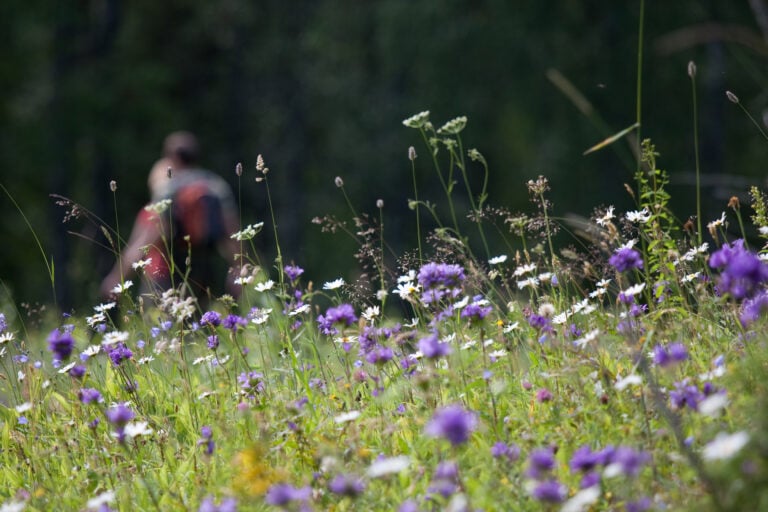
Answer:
256, 154, 265, 172
728, 196, 740, 210
334, 176, 344, 188
235, 162, 243, 177
376, 199, 384, 209
726, 91, 739, 104
687, 61, 696, 78
408, 146, 417, 161
683, 218, 695, 233
109, 180, 117, 192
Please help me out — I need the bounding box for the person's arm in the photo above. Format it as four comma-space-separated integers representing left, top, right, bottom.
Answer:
100, 209, 165, 298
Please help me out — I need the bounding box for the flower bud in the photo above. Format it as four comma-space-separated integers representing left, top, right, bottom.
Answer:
408, 146, 417, 161
687, 61, 696, 78
334, 176, 344, 188
726, 91, 739, 104
376, 199, 384, 209
235, 162, 243, 177
109, 180, 117, 192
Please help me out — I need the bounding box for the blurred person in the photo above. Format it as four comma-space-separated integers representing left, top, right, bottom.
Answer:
101, 131, 240, 301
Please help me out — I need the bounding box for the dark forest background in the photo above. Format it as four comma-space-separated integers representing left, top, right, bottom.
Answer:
1, 1, 766, 312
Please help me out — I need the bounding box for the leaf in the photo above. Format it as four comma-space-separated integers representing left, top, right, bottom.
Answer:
583, 122, 640, 155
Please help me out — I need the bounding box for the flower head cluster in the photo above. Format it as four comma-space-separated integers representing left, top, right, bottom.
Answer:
417, 262, 465, 304
283, 265, 304, 283
402, 111, 430, 129
426, 460, 460, 498
652, 342, 688, 367
198, 426, 215, 456
709, 239, 768, 299
328, 473, 365, 498
106, 403, 135, 443
48, 328, 75, 362
609, 247, 644, 272
107, 343, 133, 367
317, 304, 357, 336
265, 483, 312, 508
238, 371, 265, 399
200, 311, 222, 327
740, 291, 768, 327
417, 331, 452, 359
460, 296, 492, 323
425, 404, 478, 446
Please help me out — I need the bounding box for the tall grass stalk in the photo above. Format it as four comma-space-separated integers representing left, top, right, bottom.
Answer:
689, 61, 704, 247
0, 183, 56, 304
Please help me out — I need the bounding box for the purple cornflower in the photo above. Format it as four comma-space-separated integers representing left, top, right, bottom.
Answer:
200, 311, 222, 327
317, 304, 357, 335
365, 345, 394, 365
207, 335, 220, 350
428, 461, 459, 498
78, 388, 103, 404
222, 314, 247, 332
106, 403, 135, 442
265, 483, 312, 507
609, 247, 644, 272
570, 445, 601, 473
198, 426, 215, 456
107, 343, 133, 367
531, 480, 567, 503
48, 328, 75, 362
491, 441, 521, 462
425, 405, 478, 446
527, 314, 552, 332
69, 364, 87, 379
526, 447, 556, 479
238, 371, 265, 399
709, 239, 768, 299
535, 388, 553, 403
418, 332, 452, 359
417, 262, 465, 304
198, 496, 237, 512
461, 297, 492, 323
652, 343, 688, 367
669, 380, 704, 411
740, 291, 768, 327
581, 472, 601, 489
0, 313, 6, 333
606, 446, 650, 477
284, 265, 304, 282
625, 496, 652, 512
328, 473, 365, 497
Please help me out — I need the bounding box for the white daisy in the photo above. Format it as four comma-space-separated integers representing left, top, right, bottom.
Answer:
488, 255, 508, 265
323, 278, 345, 290
111, 280, 133, 294
367, 456, 411, 478
702, 431, 749, 461
625, 208, 651, 224
334, 411, 361, 424
254, 280, 275, 292
596, 206, 615, 226
614, 374, 642, 391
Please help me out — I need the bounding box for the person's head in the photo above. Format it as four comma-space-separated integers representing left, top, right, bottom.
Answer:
163, 131, 200, 168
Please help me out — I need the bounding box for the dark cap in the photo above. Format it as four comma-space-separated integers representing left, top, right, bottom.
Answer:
163, 131, 200, 165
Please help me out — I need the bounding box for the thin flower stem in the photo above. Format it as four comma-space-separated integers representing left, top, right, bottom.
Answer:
410, 157, 424, 264
690, 68, 703, 247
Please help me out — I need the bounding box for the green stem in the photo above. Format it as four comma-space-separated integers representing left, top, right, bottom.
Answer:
690, 67, 703, 247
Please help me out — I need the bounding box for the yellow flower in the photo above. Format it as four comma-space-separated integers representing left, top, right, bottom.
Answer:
232, 443, 286, 497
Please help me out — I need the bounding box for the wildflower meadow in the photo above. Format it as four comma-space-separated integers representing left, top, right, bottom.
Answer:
3, 18, 768, 512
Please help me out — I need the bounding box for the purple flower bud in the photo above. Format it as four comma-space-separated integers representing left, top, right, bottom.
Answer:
425, 405, 478, 446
